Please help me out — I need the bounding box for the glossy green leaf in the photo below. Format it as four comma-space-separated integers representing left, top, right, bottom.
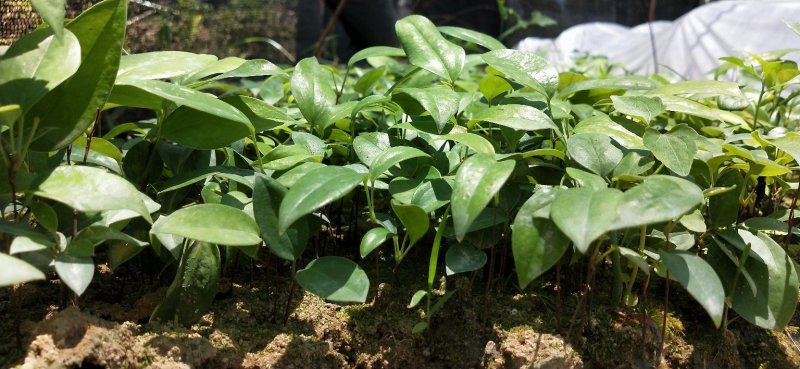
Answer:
471, 104, 557, 132
410, 178, 452, 213
479, 74, 512, 102
368, 146, 429, 181
33, 166, 152, 223
395, 15, 465, 82
29, 0, 128, 151
659, 95, 745, 125
643, 124, 698, 176
0, 28, 80, 112
408, 290, 427, 308
360, 227, 392, 258
0, 104, 21, 127
55, 255, 94, 295
612, 151, 654, 178
558, 76, 658, 98
713, 230, 800, 330
393, 87, 459, 132
222, 95, 296, 132
567, 133, 623, 177
574, 115, 644, 150
295, 256, 369, 303
481, 49, 558, 96
158, 166, 256, 194
348, 46, 405, 66
550, 187, 623, 253
438, 26, 505, 51
680, 209, 707, 233
611, 176, 704, 230
391, 201, 429, 246
279, 166, 366, 233
649, 80, 744, 98
206, 59, 286, 81
434, 132, 495, 154
152, 204, 261, 246
355, 65, 387, 94
0, 253, 46, 287
290, 57, 336, 126
160, 105, 253, 149
512, 188, 569, 288
658, 250, 725, 328
451, 154, 515, 241
770, 133, 800, 165
116, 51, 217, 83
30, 0, 65, 40
445, 243, 487, 275
253, 176, 309, 261
611, 95, 664, 124
151, 241, 220, 326
566, 167, 607, 190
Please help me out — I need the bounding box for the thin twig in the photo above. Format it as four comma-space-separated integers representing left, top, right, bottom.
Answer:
313, 0, 351, 59
647, 0, 659, 74
785, 184, 799, 250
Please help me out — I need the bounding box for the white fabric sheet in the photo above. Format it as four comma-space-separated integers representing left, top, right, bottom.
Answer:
516, 1, 800, 79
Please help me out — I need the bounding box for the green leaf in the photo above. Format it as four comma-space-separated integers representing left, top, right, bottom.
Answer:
0, 253, 46, 287
559, 76, 658, 98
151, 241, 220, 326
111, 79, 249, 123
481, 49, 559, 97
393, 87, 459, 133
438, 26, 505, 51
408, 290, 427, 308
157, 166, 256, 194
643, 124, 698, 176
658, 95, 745, 125
152, 204, 261, 246
410, 178, 452, 213
391, 201, 429, 246
33, 166, 152, 223
550, 187, 623, 253
30, 0, 65, 40
395, 15, 465, 82
512, 188, 569, 288
451, 154, 515, 241
368, 146, 429, 182
611, 176, 704, 230
55, 255, 94, 296
279, 166, 366, 233
714, 230, 800, 330
479, 74, 512, 102
222, 95, 297, 132
566, 167, 607, 190
0, 104, 21, 127
348, 46, 405, 66
770, 133, 800, 166
648, 80, 744, 98
206, 59, 286, 81
290, 57, 336, 126
471, 104, 558, 132
0, 28, 80, 112
573, 115, 644, 149
360, 227, 392, 258
29, 0, 128, 151
434, 132, 495, 154
445, 243, 487, 275
116, 51, 217, 83
680, 209, 707, 233
612, 151, 654, 178
658, 249, 725, 328
567, 133, 623, 177
709, 170, 743, 228
355, 66, 387, 95
160, 105, 253, 149
296, 256, 369, 303
253, 176, 309, 261
611, 95, 664, 124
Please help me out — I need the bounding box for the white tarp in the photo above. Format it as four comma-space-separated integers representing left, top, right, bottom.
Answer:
516, 0, 800, 79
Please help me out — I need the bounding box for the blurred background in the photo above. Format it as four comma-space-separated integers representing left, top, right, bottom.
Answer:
1, 0, 708, 64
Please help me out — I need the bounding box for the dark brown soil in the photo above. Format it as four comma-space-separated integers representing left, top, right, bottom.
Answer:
2, 255, 799, 369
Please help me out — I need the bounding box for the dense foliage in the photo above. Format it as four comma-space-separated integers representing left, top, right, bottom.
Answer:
2, 0, 800, 343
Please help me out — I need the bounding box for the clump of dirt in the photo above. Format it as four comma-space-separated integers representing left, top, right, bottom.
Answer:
484, 326, 583, 368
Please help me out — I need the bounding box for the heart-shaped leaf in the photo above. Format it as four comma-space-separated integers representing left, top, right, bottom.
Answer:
451, 154, 515, 241
393, 87, 459, 133
643, 124, 698, 176
296, 256, 369, 303
395, 15, 465, 82
368, 146, 429, 181
360, 227, 392, 258
391, 201, 429, 246
152, 204, 261, 246
445, 243, 487, 275
55, 255, 94, 296
611, 95, 664, 124
550, 187, 623, 253
567, 133, 623, 177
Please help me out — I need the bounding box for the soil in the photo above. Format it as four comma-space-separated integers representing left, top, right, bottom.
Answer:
2, 252, 800, 369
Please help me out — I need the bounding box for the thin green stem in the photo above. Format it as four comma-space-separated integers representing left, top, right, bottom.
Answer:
385, 67, 422, 96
